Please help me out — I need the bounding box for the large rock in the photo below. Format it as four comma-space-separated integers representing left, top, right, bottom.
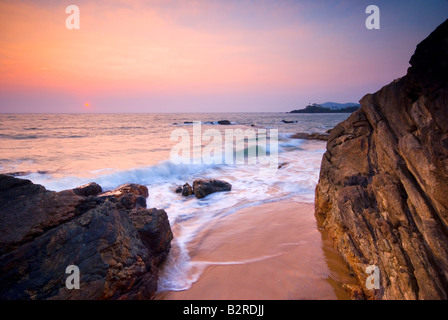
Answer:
315, 20, 448, 300
0, 174, 173, 300
193, 179, 232, 199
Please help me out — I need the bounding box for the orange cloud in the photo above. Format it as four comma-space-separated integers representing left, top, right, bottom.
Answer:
0, 1, 320, 95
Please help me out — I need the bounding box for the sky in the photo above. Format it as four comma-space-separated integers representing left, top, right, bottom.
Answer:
0, 0, 447, 113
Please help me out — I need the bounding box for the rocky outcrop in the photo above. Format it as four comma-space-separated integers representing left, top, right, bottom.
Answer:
176, 179, 232, 199
193, 179, 232, 199
315, 20, 448, 300
0, 174, 173, 300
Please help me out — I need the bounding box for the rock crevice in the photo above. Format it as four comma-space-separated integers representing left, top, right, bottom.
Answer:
315, 19, 448, 300
0, 174, 173, 300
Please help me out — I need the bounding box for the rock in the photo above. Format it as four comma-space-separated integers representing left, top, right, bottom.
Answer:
217, 120, 231, 125
175, 186, 183, 193
0, 175, 173, 300
315, 19, 448, 300
278, 162, 289, 169
343, 284, 365, 300
100, 183, 149, 209
181, 183, 193, 197
192, 179, 232, 199
5, 171, 32, 177
0, 174, 84, 256
281, 120, 296, 123
73, 182, 102, 197
291, 132, 329, 141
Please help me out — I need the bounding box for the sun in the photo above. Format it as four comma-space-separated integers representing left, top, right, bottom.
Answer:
84, 103, 89, 107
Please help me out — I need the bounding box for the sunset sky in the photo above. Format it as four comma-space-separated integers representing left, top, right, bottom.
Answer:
0, 0, 447, 113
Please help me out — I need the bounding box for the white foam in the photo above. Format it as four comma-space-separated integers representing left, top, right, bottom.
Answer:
18, 133, 327, 293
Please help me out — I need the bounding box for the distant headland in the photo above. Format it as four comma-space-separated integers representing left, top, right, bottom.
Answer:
290, 102, 360, 113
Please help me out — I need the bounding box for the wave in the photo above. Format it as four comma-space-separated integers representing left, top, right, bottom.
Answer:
157, 247, 285, 292
0, 134, 39, 140
22, 159, 220, 192
0, 133, 87, 140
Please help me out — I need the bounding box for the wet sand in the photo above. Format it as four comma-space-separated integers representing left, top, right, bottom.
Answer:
156, 201, 357, 300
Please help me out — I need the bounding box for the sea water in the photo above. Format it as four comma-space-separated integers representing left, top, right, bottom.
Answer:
0, 112, 351, 292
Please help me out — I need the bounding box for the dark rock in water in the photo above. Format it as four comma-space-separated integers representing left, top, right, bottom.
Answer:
277, 162, 289, 169
315, 19, 448, 300
0, 174, 173, 300
73, 182, 102, 197
181, 183, 193, 197
192, 179, 232, 199
175, 186, 183, 193
291, 132, 329, 141
217, 120, 231, 125
281, 120, 296, 124
5, 171, 32, 177
184, 121, 193, 124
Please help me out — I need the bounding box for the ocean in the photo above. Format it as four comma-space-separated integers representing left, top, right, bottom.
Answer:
0, 112, 351, 294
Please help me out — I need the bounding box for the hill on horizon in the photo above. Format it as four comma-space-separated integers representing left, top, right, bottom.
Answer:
319, 102, 361, 110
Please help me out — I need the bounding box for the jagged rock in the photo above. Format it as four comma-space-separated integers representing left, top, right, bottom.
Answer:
100, 183, 149, 210
192, 179, 232, 199
315, 20, 448, 300
0, 174, 84, 256
73, 182, 102, 197
343, 284, 365, 300
181, 183, 193, 197
0, 175, 173, 300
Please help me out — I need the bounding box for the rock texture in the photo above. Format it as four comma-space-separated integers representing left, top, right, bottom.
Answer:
177, 179, 232, 199
0, 174, 173, 300
315, 19, 448, 300
181, 183, 194, 197
192, 179, 232, 199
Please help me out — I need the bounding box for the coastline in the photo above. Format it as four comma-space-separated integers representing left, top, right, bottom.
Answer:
155, 200, 357, 300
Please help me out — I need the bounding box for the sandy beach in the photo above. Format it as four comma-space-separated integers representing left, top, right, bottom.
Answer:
156, 201, 357, 300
